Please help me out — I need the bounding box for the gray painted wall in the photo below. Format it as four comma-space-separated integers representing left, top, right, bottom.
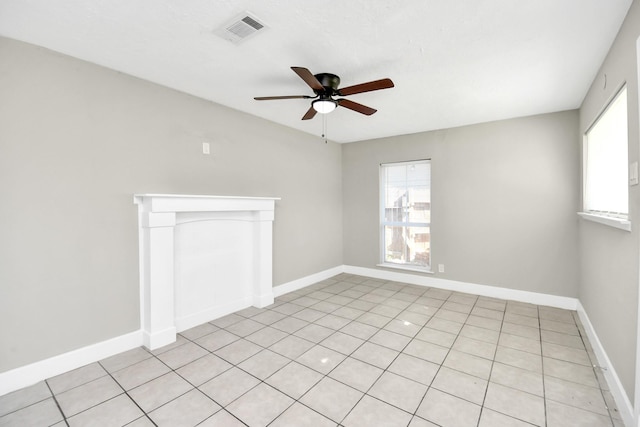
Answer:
0, 37, 343, 372
343, 111, 580, 297
578, 0, 640, 402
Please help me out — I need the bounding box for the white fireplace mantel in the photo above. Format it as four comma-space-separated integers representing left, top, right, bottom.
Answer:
134, 194, 279, 350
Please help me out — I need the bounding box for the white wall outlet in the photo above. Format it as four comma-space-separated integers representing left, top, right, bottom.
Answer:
438, 264, 445, 273
202, 142, 210, 155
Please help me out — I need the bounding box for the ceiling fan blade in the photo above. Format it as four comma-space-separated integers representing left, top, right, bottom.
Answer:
336, 99, 377, 115
291, 67, 324, 91
337, 78, 394, 96
301, 106, 317, 120
254, 95, 313, 100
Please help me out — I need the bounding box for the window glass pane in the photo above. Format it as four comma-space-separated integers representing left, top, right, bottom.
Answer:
383, 226, 430, 267
381, 160, 430, 270
584, 87, 628, 215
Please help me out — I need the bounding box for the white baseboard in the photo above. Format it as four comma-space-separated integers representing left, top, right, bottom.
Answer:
343, 265, 578, 310
576, 301, 634, 427
273, 265, 344, 297
175, 296, 253, 333
0, 330, 143, 397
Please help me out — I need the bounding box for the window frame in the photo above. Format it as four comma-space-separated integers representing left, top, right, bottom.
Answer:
580, 84, 630, 231
378, 159, 432, 272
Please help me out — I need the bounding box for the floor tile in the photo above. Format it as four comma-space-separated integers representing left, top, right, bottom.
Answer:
0, 398, 63, 426
266, 361, 323, 399
237, 348, 290, 379
175, 353, 232, 386
478, 408, 534, 427
314, 314, 351, 330
357, 312, 392, 328
540, 318, 579, 335
100, 347, 152, 373
199, 367, 260, 407
329, 357, 383, 392
415, 327, 457, 348
148, 389, 220, 426
388, 353, 439, 386
340, 321, 379, 340
251, 310, 287, 325
352, 342, 400, 369
270, 402, 337, 427
128, 372, 193, 413
179, 322, 218, 341
459, 324, 500, 344
544, 375, 609, 415
299, 377, 363, 424
0, 381, 52, 417
504, 312, 540, 328
271, 302, 304, 316
292, 308, 326, 323
320, 331, 364, 355
541, 329, 585, 349
332, 306, 366, 320
198, 409, 247, 426
408, 415, 440, 426
150, 335, 190, 356
546, 399, 613, 427
434, 308, 469, 324
225, 318, 265, 337
543, 356, 599, 388
501, 322, 540, 340
466, 314, 502, 331
452, 335, 496, 360
431, 366, 488, 405
47, 363, 107, 395
471, 306, 504, 321
383, 318, 422, 337
368, 371, 428, 413
66, 394, 142, 427
542, 341, 591, 366
213, 338, 262, 364
56, 375, 122, 417
271, 316, 310, 334
483, 382, 545, 426
426, 317, 463, 334
397, 310, 431, 326
226, 383, 294, 427
416, 388, 481, 427
293, 324, 335, 343
244, 325, 288, 348
369, 329, 411, 351
343, 395, 412, 427
296, 345, 346, 374
490, 362, 543, 396
494, 345, 542, 373
112, 356, 171, 390
266, 334, 313, 358
195, 329, 240, 352
443, 350, 492, 379
498, 333, 541, 355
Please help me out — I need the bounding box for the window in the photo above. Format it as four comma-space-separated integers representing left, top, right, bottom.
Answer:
380, 160, 431, 271
582, 85, 629, 228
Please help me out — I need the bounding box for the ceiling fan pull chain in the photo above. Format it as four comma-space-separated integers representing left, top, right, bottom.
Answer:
322, 114, 328, 143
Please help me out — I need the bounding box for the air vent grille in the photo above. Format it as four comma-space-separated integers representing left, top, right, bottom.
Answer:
215, 12, 266, 44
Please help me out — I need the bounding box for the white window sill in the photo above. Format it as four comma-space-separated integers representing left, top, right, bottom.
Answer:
577, 212, 631, 232
377, 263, 433, 274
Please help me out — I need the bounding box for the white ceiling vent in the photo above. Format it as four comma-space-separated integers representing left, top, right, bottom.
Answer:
215, 12, 266, 44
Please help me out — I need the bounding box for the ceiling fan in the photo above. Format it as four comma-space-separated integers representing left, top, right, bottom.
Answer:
254, 67, 394, 120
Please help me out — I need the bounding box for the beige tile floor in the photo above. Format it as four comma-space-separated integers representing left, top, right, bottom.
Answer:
0, 274, 625, 426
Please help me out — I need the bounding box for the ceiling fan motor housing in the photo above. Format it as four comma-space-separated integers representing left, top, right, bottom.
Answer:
314, 73, 340, 95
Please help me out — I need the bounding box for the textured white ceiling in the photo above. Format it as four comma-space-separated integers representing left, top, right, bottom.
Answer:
0, 0, 632, 143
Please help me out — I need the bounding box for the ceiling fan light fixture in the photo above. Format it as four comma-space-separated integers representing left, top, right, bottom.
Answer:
312, 99, 337, 114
